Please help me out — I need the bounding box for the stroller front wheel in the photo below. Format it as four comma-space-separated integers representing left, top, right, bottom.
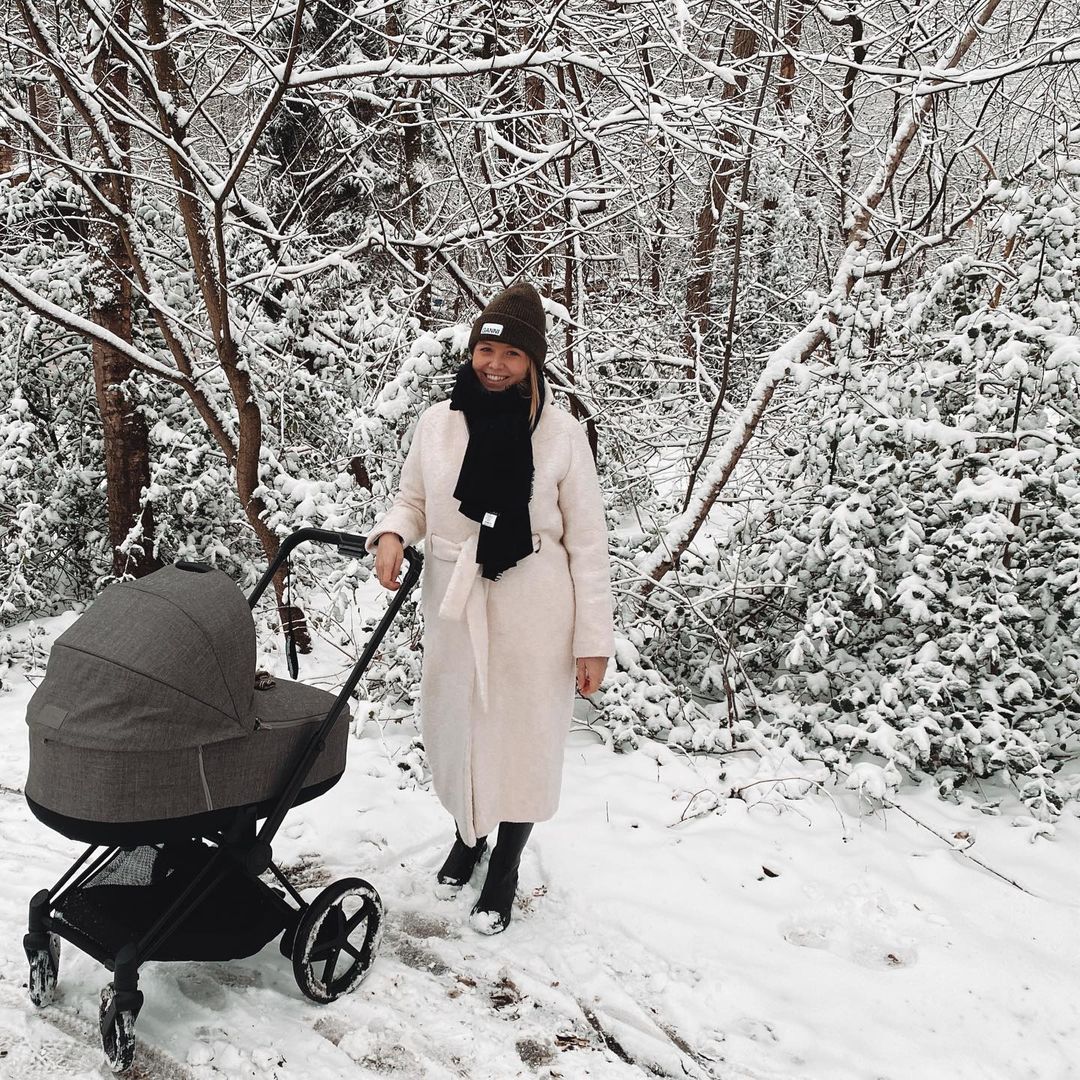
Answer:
292, 877, 383, 1003
99, 985, 137, 1073
26, 933, 60, 1007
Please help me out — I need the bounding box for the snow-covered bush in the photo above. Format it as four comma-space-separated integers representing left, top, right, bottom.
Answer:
622, 169, 1080, 817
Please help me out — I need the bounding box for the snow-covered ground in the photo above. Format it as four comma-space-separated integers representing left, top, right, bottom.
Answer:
2, 612, 1079, 1080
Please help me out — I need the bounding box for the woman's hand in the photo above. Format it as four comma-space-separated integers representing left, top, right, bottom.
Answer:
374, 533, 405, 590
576, 656, 608, 696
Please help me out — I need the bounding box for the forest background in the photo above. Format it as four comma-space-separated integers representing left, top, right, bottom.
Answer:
0, 0, 1078, 820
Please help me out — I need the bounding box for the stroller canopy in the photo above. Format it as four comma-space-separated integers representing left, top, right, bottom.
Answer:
26, 565, 257, 751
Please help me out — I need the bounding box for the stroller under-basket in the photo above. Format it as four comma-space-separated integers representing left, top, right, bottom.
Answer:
21, 528, 422, 1071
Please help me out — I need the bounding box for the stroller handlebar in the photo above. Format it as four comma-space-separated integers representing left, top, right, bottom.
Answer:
244, 527, 423, 847
247, 527, 423, 610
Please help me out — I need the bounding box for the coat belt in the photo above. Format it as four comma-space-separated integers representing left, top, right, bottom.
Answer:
436, 533, 489, 710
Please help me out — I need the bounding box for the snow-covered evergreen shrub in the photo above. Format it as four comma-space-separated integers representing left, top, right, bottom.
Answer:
645, 167, 1080, 816
0, 234, 109, 623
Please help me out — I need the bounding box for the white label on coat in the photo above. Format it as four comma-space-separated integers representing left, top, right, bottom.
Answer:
482, 512, 498, 527
480, 322, 504, 335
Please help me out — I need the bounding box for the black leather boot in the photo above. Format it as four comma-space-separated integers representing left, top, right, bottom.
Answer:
470, 822, 533, 934
435, 827, 487, 898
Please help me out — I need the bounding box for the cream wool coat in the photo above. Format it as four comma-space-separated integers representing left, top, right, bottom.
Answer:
366, 398, 615, 846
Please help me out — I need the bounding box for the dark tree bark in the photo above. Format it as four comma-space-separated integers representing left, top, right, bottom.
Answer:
89, 0, 160, 578
90, 251, 160, 579
139, 0, 309, 647
763, 0, 810, 212
641, 34, 672, 296
776, 0, 810, 115
0, 120, 12, 176
682, 22, 759, 369
821, 5, 868, 238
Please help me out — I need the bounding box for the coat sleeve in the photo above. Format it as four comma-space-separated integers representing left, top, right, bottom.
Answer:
558, 421, 616, 659
365, 411, 428, 553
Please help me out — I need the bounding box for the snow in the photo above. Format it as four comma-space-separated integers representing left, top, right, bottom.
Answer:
289, 48, 578, 90
636, 319, 825, 582
2, 614, 1080, 1079
467, 910, 503, 937
0, 266, 185, 384
954, 472, 1024, 505
843, 762, 896, 801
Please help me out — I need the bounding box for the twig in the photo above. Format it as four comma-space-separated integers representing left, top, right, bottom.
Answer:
734, 776, 849, 835
732, 775, 818, 796
883, 797, 1036, 895
671, 787, 721, 826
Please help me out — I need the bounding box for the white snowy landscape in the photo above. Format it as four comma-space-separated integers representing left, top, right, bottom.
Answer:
3, 0, 1080, 1077
1, 607, 1078, 1080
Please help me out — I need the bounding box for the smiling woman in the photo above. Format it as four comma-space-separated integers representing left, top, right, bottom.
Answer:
365, 281, 615, 936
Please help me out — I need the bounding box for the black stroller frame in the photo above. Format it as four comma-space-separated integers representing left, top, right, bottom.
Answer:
22, 529, 422, 1071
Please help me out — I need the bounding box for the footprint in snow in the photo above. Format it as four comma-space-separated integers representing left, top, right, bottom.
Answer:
395, 910, 458, 940
338, 1032, 428, 1078
388, 936, 450, 976
176, 970, 228, 1010
313, 1015, 349, 1046
383, 910, 457, 974
781, 884, 921, 969
736, 1017, 778, 1043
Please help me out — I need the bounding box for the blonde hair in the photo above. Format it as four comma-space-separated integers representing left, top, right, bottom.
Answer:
527, 359, 541, 427
510, 355, 541, 427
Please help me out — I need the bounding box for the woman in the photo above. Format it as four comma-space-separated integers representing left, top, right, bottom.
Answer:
367, 281, 614, 934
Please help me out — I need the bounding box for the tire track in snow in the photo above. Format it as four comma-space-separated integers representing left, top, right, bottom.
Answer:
380, 889, 726, 1078
0, 981, 197, 1080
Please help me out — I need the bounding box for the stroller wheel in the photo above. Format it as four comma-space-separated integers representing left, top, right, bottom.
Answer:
292, 877, 383, 1004
27, 933, 60, 1007
99, 985, 137, 1073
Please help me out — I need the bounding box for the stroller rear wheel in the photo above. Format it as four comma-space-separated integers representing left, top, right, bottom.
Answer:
26, 933, 60, 1007
292, 877, 383, 1003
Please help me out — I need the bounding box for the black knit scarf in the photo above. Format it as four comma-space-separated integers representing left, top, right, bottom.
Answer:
449, 360, 545, 580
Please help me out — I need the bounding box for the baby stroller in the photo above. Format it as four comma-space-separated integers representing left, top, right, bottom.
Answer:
20, 528, 422, 1071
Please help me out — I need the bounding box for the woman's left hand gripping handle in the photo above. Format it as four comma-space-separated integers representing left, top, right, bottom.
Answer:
375, 533, 405, 590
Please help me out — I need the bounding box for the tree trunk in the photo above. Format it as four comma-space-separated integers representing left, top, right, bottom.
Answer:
763, 0, 810, 212
641, 34, 670, 296
682, 22, 759, 369
386, 4, 431, 323
90, 0, 160, 579
775, 0, 809, 115
139, 0, 308, 647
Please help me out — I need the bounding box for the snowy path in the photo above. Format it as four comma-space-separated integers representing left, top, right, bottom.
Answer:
2, 620, 1080, 1079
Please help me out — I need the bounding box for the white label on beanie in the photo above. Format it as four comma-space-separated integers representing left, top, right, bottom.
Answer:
482, 512, 498, 527
480, 321, 504, 336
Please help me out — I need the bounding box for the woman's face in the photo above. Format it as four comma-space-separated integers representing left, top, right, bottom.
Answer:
472, 340, 531, 391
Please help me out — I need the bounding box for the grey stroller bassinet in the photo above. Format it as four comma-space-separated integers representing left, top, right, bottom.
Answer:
20, 529, 422, 1072
26, 560, 345, 835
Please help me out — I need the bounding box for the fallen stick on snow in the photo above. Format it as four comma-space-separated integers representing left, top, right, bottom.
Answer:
882, 797, 1036, 897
